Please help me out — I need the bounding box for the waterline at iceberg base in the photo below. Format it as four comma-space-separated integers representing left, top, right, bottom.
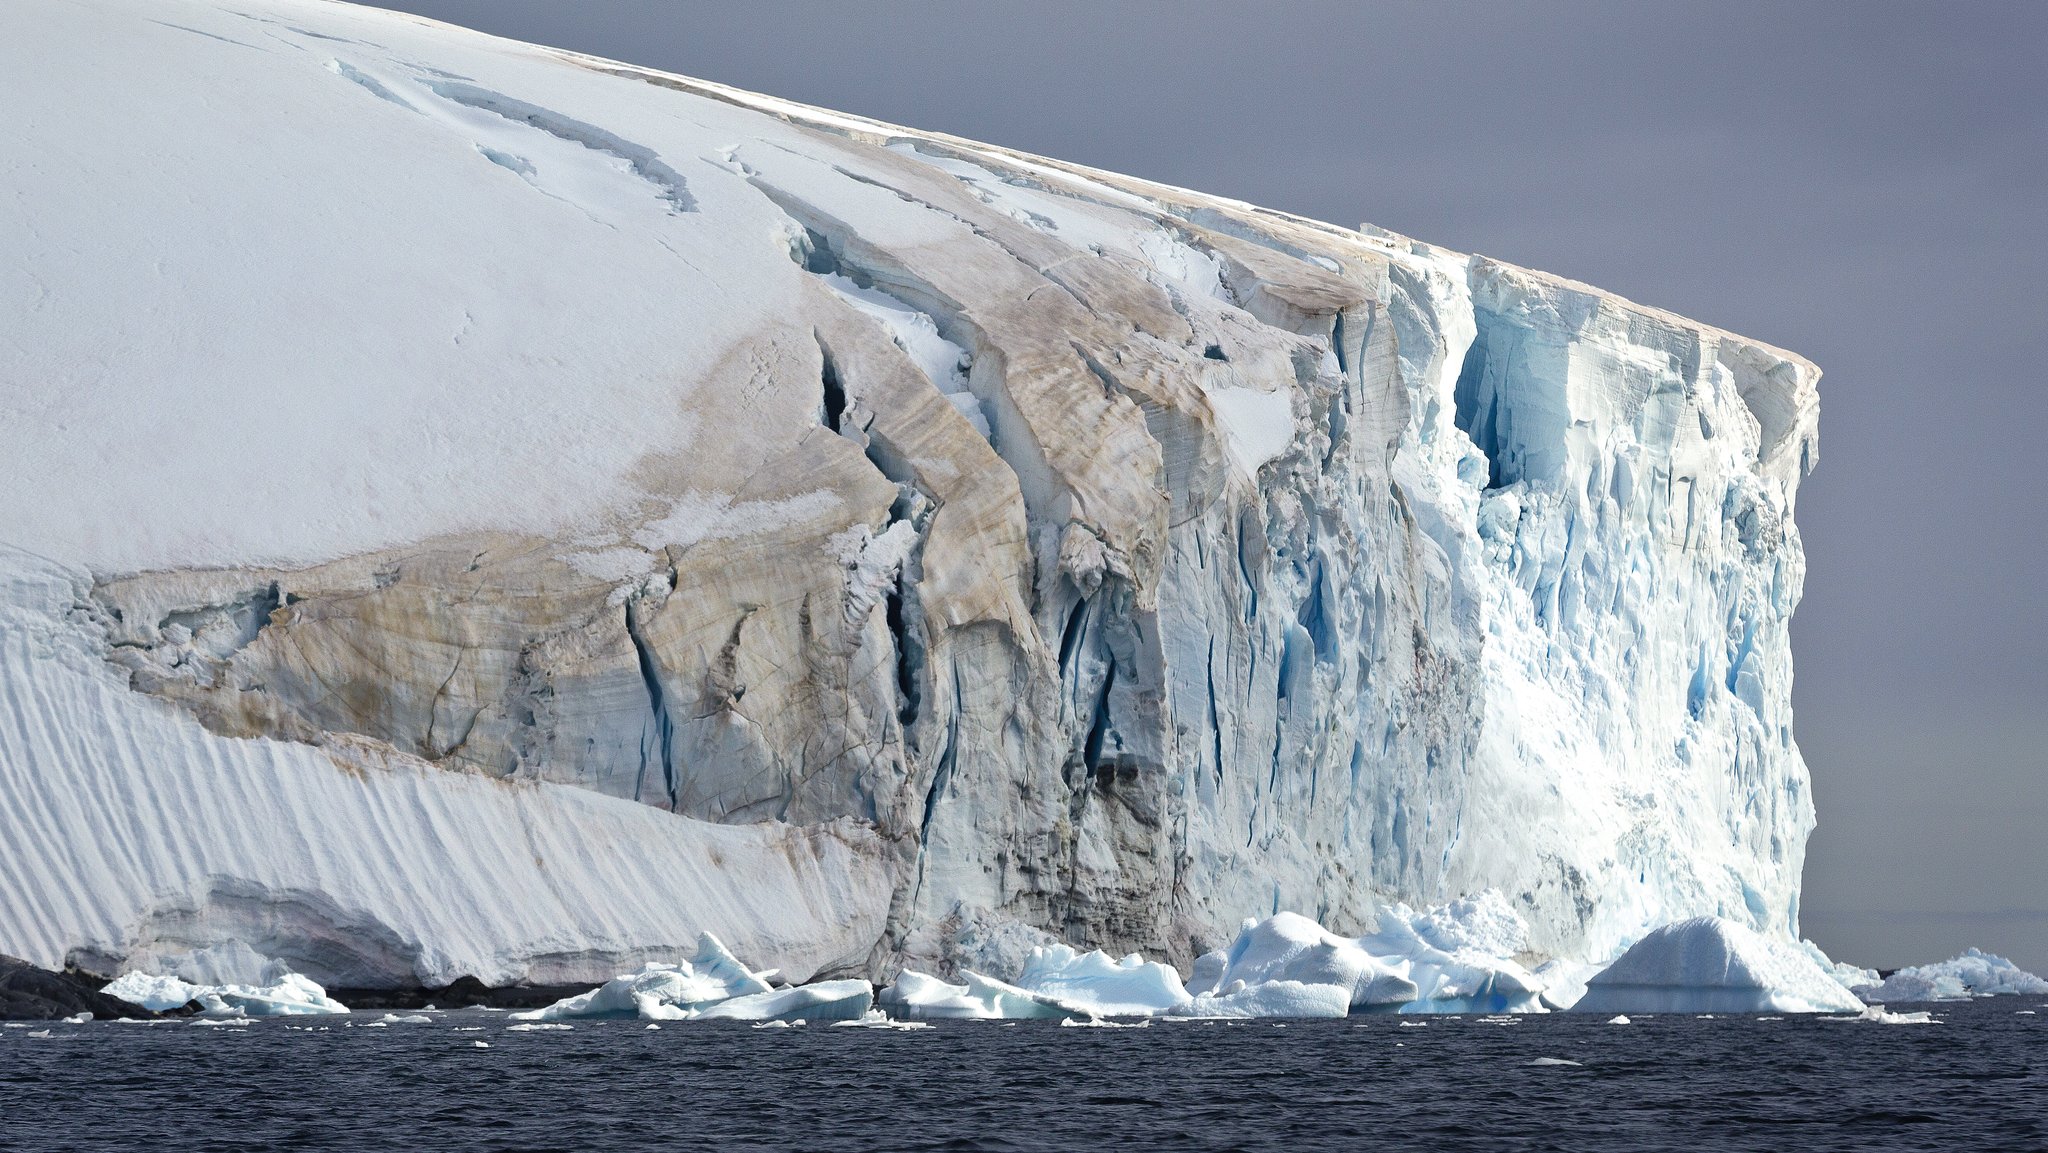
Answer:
7, 0, 1822, 994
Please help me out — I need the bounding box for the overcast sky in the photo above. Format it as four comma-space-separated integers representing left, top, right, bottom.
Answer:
374, 1, 2048, 972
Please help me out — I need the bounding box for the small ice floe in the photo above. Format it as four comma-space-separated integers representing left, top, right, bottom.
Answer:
1059, 1017, 1148, 1028
1758, 1016, 1784, 1021
61, 1012, 91, 1025
454, 1027, 484, 1032
1399, 1021, 1428, 1028
27, 1029, 52, 1039
376, 1014, 434, 1025
103, 968, 348, 1018
504, 1022, 573, 1032
1477, 1015, 1519, 1025
470, 1040, 490, 1049
645, 1024, 661, 1031
831, 1010, 930, 1030
1696, 1014, 1716, 1020
1823, 1006, 1938, 1025
1606, 1015, 1632, 1025
1525, 1057, 1582, 1067
191, 1017, 255, 1026
2016, 1010, 2036, 1016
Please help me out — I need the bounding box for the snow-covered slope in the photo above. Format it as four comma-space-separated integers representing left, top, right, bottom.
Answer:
0, 0, 1820, 986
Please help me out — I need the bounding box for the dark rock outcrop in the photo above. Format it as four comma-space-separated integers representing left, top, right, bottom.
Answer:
0, 955, 169, 1021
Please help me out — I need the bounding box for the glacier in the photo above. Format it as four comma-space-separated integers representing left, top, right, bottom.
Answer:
0, 0, 1820, 992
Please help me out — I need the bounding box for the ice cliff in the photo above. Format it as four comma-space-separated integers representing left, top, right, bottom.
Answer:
0, 0, 1820, 989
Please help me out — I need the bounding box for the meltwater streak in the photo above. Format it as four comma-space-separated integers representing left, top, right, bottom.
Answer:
1, 1000, 2040, 1151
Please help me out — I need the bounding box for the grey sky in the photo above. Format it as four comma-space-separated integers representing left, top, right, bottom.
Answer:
373, 1, 2048, 972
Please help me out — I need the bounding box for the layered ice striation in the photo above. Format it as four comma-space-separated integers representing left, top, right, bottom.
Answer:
1, 0, 1820, 989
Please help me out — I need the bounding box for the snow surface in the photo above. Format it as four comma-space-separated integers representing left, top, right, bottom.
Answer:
1853, 950, 2048, 1002
1571, 918, 1865, 1015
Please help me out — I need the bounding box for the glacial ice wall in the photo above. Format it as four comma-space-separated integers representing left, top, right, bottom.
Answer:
0, 0, 1817, 985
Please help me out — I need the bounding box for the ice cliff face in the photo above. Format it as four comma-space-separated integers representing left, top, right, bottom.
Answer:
0, 0, 1819, 986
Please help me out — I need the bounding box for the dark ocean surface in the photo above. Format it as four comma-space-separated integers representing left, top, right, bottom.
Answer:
2, 998, 2042, 1152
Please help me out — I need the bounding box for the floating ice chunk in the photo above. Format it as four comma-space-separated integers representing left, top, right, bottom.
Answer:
1193, 913, 1415, 1011
1012, 945, 1191, 1018
1571, 918, 1865, 1015
504, 1022, 572, 1031
694, 979, 872, 1022
103, 969, 349, 1017
1526, 1057, 1582, 1066
512, 932, 773, 1021
879, 970, 1078, 1020
471, 1040, 491, 1048
61, 1012, 90, 1025
1824, 1006, 1937, 1025
1180, 979, 1351, 1019
831, 1009, 931, 1030
1186, 900, 1548, 1017
1359, 899, 1550, 1014
1607, 1015, 1632, 1025
376, 1013, 434, 1025
1852, 949, 2048, 1002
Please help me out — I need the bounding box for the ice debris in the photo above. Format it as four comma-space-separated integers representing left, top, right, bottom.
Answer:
1570, 918, 1865, 1015
1851, 949, 2048, 1002
511, 933, 774, 1021
1011, 945, 1192, 1018
515, 933, 872, 1023
102, 968, 349, 1017
878, 970, 1081, 1020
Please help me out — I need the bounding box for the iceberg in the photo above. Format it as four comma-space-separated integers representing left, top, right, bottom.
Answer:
1852, 949, 2048, 1002
1189, 896, 1548, 1015
511, 933, 773, 1021
102, 969, 348, 1017
1010, 946, 1191, 1018
1, 0, 1824, 988
1182, 979, 1354, 1019
1186, 913, 1415, 1011
694, 980, 873, 1022
1571, 918, 1864, 1015
878, 970, 1080, 1020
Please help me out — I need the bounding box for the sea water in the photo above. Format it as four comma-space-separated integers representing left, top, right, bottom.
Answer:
1, 998, 2040, 1151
